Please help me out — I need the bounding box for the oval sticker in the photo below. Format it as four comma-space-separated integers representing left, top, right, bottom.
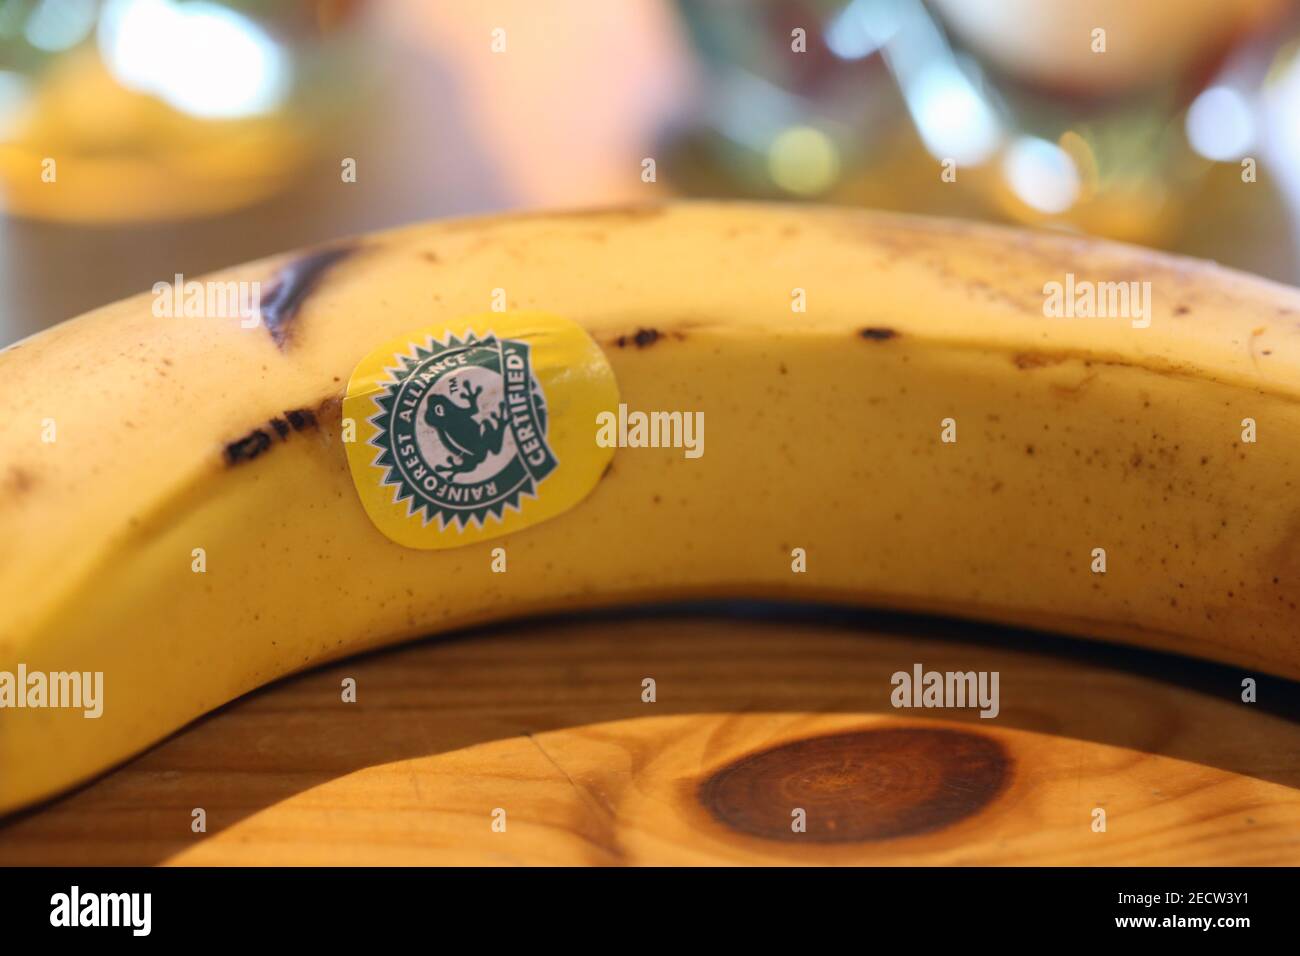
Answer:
343, 312, 617, 549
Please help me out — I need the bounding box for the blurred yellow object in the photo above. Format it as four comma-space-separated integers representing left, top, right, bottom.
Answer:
829, 129, 1180, 247
930, 0, 1290, 94
990, 131, 1179, 244
768, 126, 841, 196
992, 171, 1176, 245
0, 47, 309, 223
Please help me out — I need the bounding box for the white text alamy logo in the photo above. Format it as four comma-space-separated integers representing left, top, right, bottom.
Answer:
1043, 272, 1151, 328
0, 665, 102, 718
891, 663, 1000, 719
152, 273, 262, 327
51, 886, 151, 936
596, 404, 704, 459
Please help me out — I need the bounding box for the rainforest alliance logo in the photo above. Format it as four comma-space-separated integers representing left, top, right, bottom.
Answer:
368, 332, 557, 529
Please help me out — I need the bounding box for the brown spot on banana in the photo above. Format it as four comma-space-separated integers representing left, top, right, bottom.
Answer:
859, 327, 899, 341
1263, 512, 1300, 613
1010, 349, 1218, 389
4, 466, 34, 497
1014, 352, 1069, 369
259, 245, 358, 349
698, 727, 1010, 843
223, 400, 335, 466
224, 429, 272, 465
612, 327, 665, 348
1052, 371, 1099, 398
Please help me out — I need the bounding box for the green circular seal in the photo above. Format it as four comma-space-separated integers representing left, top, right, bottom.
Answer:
367, 332, 558, 529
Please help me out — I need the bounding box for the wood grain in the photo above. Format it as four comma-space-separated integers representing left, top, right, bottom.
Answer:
1, 610, 1297, 865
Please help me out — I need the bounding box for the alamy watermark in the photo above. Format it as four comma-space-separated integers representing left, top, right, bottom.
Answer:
891, 663, 999, 718
50, 886, 150, 936
1043, 273, 1151, 329
152, 274, 261, 328
596, 404, 704, 459
0, 665, 102, 718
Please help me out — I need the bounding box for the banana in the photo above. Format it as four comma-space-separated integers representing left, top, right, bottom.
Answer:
2, 202, 1300, 816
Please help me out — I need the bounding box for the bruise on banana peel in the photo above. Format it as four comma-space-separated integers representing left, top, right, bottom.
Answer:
622, 327, 662, 348
4, 466, 35, 498
259, 245, 358, 349
223, 398, 341, 466
859, 327, 900, 341
610, 324, 903, 348
610, 326, 681, 348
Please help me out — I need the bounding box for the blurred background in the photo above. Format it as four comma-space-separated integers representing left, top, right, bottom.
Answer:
1, 0, 1299, 345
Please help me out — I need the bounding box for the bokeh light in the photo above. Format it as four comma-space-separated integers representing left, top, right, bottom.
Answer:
1002, 136, 1081, 214
98, 0, 288, 119
768, 125, 840, 195
1186, 86, 1256, 161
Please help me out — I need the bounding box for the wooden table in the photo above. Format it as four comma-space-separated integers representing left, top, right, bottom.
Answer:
1, 609, 1297, 865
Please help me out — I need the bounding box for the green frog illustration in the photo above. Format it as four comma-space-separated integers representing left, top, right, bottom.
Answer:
423, 376, 508, 480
